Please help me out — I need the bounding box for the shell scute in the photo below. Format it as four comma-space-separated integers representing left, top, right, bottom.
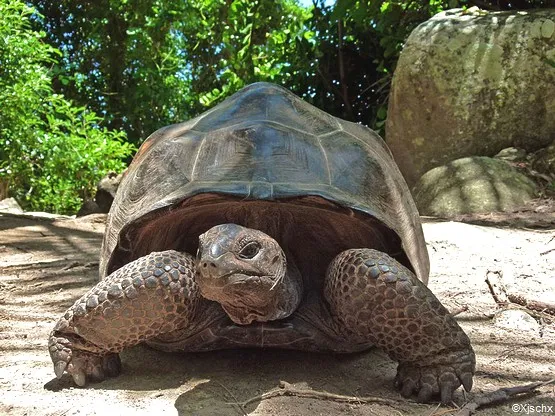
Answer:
100, 83, 429, 285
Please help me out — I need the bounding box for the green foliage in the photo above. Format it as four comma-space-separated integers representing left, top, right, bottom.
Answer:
0, 2, 55, 166
7, 0, 552, 214
31, 0, 315, 145
0, 1, 134, 214
193, 0, 315, 107
29, 0, 555, 143
24, 96, 133, 214
301, 0, 553, 130
296, 0, 455, 132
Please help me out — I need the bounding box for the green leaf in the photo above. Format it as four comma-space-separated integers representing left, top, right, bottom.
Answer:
377, 106, 387, 120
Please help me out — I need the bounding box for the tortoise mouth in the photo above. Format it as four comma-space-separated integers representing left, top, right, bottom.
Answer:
107, 193, 412, 287
198, 272, 275, 302
225, 274, 273, 286
198, 270, 275, 288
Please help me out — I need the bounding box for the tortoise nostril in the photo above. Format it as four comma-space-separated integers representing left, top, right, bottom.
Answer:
202, 262, 207, 268
210, 262, 216, 268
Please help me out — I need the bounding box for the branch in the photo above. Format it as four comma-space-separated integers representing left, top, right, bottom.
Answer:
453, 379, 555, 416
236, 380, 407, 409
506, 293, 555, 317
236, 379, 555, 416
485, 270, 555, 318
449, 305, 469, 317
337, 20, 355, 120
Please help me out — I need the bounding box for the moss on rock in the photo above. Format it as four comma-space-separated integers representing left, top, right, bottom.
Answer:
387, 9, 555, 187
413, 156, 538, 216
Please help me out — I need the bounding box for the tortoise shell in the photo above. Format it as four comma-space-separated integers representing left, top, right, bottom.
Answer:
100, 83, 429, 288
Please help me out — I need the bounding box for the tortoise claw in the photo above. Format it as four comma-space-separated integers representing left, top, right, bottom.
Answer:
54, 361, 67, 379
49, 331, 121, 386
460, 372, 473, 392
396, 353, 475, 403
71, 368, 87, 387
90, 365, 105, 382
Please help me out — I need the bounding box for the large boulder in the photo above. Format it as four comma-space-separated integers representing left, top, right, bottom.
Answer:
76, 172, 124, 217
386, 8, 555, 187
95, 171, 124, 212
413, 156, 538, 216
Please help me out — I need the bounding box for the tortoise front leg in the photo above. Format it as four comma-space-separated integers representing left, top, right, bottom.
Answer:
324, 249, 475, 403
49, 250, 200, 386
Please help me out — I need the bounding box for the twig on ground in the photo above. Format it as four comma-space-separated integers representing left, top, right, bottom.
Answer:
237, 379, 554, 415
432, 406, 460, 416
485, 270, 555, 317
506, 293, 555, 316
236, 381, 407, 409
485, 270, 508, 305
216, 381, 247, 416
427, 402, 442, 415
61, 261, 81, 271
450, 305, 469, 317
540, 230, 555, 255
452, 379, 555, 416
59, 261, 98, 270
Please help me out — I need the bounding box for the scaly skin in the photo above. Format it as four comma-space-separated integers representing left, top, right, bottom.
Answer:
325, 248, 475, 403
49, 250, 200, 386
49, 225, 475, 403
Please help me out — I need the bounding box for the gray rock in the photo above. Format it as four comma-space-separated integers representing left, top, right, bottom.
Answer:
95, 172, 123, 212
0, 197, 23, 214
494, 147, 527, 163
76, 200, 103, 217
493, 309, 540, 332
77, 172, 124, 217
414, 156, 537, 216
386, 8, 555, 187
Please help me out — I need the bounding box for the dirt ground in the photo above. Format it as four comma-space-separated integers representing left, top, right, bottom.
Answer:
1, 212, 554, 416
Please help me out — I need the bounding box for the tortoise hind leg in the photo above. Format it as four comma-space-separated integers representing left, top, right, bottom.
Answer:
324, 248, 475, 403
49, 250, 201, 386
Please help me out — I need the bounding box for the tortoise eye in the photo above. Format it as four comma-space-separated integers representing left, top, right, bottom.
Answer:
238, 242, 261, 259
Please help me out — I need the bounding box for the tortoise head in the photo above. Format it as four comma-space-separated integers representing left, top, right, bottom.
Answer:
196, 223, 302, 325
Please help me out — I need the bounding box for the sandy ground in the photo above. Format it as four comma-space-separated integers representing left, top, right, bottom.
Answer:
0, 213, 554, 416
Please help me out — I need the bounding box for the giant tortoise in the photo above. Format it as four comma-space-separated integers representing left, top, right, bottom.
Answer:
49, 83, 475, 403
